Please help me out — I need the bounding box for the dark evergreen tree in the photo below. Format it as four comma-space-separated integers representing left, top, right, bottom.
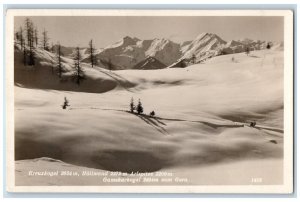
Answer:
28, 23, 34, 65
25, 18, 32, 47
73, 47, 84, 85
57, 43, 63, 78
88, 39, 96, 68
62, 97, 70, 109
24, 18, 35, 66
266, 42, 271, 49
34, 27, 39, 47
130, 97, 135, 113
28, 31, 35, 66
136, 99, 143, 114
42, 28, 50, 51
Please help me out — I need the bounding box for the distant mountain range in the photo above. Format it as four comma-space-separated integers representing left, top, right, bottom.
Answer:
56, 33, 283, 70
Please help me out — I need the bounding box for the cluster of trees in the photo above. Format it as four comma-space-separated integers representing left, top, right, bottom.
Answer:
130, 97, 143, 114
14, 18, 91, 86
130, 98, 156, 117
54, 42, 89, 85
15, 18, 50, 66
55, 44, 85, 85
15, 18, 117, 87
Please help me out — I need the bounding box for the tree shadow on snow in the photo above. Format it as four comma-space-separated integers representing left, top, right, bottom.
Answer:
154, 116, 243, 129
129, 112, 168, 135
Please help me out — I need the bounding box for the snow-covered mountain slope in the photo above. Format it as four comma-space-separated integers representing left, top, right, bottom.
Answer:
15, 49, 284, 185
132, 56, 167, 70
14, 45, 134, 93
145, 38, 181, 66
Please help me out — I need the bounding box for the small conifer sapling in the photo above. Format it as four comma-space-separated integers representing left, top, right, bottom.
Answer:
62, 97, 70, 109
130, 97, 135, 113
150, 110, 155, 117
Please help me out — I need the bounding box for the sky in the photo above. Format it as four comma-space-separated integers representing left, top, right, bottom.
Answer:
14, 16, 283, 48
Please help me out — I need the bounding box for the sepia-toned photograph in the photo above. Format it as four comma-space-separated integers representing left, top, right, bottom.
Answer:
5, 9, 294, 193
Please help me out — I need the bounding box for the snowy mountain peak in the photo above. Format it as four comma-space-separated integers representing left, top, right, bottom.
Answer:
194, 33, 224, 42
180, 32, 227, 60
